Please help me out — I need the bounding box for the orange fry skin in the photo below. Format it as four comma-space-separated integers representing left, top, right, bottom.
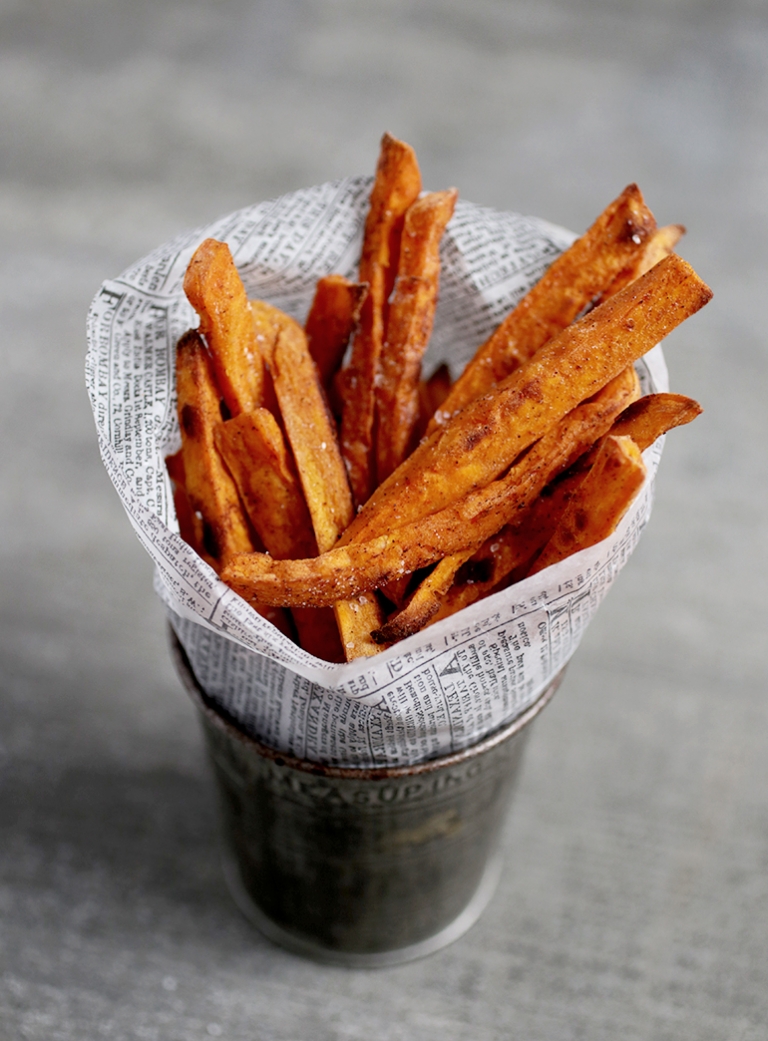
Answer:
372, 554, 466, 644
291, 607, 346, 663
263, 312, 382, 659
372, 365, 639, 642
375, 188, 458, 483
416, 363, 452, 441
267, 317, 354, 555
430, 472, 590, 627
430, 390, 702, 625
638, 224, 686, 274
171, 343, 294, 635
610, 392, 702, 450
175, 330, 254, 567
222, 369, 638, 609
183, 239, 268, 416
341, 133, 422, 507
165, 450, 201, 554
342, 255, 712, 550
430, 184, 657, 429
214, 410, 317, 562
604, 223, 686, 299
214, 410, 347, 661
527, 435, 646, 576
305, 274, 368, 388
165, 447, 185, 486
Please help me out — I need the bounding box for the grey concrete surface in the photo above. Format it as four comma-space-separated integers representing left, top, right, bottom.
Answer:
1, 1, 767, 1038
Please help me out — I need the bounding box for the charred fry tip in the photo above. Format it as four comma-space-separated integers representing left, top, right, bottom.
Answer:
371, 604, 438, 646
176, 327, 206, 352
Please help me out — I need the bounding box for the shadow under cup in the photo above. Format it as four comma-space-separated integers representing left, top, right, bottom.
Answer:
171, 631, 563, 967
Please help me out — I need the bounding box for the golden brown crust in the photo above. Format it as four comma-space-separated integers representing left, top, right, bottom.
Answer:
340, 133, 422, 507
175, 330, 254, 567
343, 255, 711, 549
375, 189, 458, 483
214, 409, 317, 562
176, 165, 710, 658
270, 317, 354, 554
429, 184, 658, 427
527, 435, 646, 576
222, 369, 638, 608
610, 392, 702, 450
183, 239, 268, 416
266, 313, 381, 659
305, 274, 368, 389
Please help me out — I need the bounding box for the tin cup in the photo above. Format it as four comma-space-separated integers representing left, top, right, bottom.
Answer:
171, 632, 563, 967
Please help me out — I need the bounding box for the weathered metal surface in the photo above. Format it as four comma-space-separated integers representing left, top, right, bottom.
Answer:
171, 632, 563, 962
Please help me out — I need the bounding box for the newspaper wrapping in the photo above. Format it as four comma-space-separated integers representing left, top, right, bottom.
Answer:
86, 176, 668, 769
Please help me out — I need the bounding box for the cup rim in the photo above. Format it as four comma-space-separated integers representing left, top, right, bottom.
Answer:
170, 626, 564, 780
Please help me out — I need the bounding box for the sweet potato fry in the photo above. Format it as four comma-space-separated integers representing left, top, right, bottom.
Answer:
429, 474, 591, 626
340, 133, 422, 506
375, 188, 458, 483
222, 369, 638, 609
638, 224, 686, 274
372, 365, 639, 641
384, 437, 642, 641
333, 595, 383, 660
171, 487, 198, 547
249, 299, 286, 414
429, 184, 657, 429
527, 435, 646, 576
184, 239, 269, 416
175, 330, 254, 566
377, 489, 571, 643
604, 224, 687, 299
266, 314, 384, 658
372, 554, 468, 644
610, 392, 702, 450
374, 199, 457, 607
305, 275, 367, 389
343, 255, 712, 549
292, 607, 346, 663
427, 390, 703, 626
256, 604, 300, 641
165, 450, 200, 554
171, 342, 295, 635
268, 317, 354, 554
165, 448, 185, 486
214, 410, 317, 562
416, 363, 452, 440
224, 534, 451, 609
213, 410, 346, 660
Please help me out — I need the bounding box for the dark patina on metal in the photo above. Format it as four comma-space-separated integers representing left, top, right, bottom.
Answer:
171, 631, 563, 966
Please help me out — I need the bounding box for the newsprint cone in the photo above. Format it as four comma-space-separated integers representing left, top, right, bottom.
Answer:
86, 176, 668, 771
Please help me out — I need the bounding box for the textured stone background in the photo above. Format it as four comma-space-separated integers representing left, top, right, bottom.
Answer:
1, 1, 767, 1038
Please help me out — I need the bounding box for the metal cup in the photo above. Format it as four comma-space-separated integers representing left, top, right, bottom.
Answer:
171, 631, 563, 967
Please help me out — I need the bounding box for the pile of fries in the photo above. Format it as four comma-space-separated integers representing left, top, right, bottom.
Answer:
166, 133, 710, 663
